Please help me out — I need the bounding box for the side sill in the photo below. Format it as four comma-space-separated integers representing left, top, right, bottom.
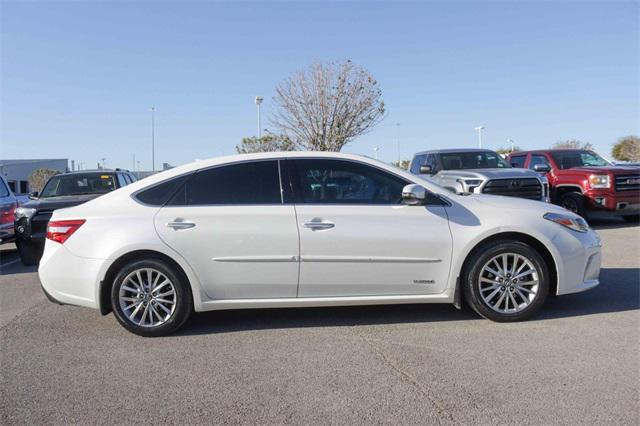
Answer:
196, 293, 453, 312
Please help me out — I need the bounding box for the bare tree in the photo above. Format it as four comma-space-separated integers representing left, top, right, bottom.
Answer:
236, 134, 296, 154
271, 60, 385, 151
612, 135, 640, 162
28, 168, 58, 193
552, 139, 593, 150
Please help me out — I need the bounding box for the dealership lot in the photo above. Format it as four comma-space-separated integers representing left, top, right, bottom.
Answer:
1, 220, 638, 424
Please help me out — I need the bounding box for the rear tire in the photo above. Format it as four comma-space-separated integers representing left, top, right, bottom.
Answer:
559, 192, 588, 219
463, 240, 550, 322
16, 239, 40, 266
111, 257, 192, 337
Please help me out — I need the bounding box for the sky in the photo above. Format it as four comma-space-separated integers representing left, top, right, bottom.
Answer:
1, 0, 638, 170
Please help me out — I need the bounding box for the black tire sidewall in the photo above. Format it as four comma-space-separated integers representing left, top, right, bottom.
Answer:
464, 240, 550, 322
560, 193, 587, 219
110, 258, 192, 337
16, 239, 39, 266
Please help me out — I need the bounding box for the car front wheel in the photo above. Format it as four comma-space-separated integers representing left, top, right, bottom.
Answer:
111, 258, 192, 337
463, 240, 550, 322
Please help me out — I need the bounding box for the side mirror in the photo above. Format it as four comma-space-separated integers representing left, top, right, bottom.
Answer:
28, 191, 39, 199
419, 165, 433, 175
533, 164, 550, 173
401, 184, 428, 205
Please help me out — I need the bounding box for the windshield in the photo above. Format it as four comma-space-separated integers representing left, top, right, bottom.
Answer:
549, 150, 611, 169
440, 151, 510, 170
40, 173, 116, 198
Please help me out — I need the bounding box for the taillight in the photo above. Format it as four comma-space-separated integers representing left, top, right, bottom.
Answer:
46, 220, 86, 244
0, 204, 16, 225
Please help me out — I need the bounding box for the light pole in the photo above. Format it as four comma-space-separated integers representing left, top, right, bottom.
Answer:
396, 122, 401, 163
507, 138, 515, 152
151, 106, 156, 172
474, 126, 485, 148
373, 146, 380, 160
101, 158, 106, 169
255, 96, 263, 139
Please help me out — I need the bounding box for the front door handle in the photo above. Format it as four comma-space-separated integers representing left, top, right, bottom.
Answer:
166, 220, 196, 230
303, 220, 335, 231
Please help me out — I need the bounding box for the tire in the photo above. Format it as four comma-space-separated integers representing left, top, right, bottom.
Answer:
111, 257, 192, 337
559, 192, 588, 219
622, 214, 640, 223
16, 239, 40, 266
463, 240, 550, 322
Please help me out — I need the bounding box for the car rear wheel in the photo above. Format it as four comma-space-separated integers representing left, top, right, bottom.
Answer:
111, 258, 192, 337
463, 240, 550, 322
16, 239, 40, 266
559, 192, 587, 219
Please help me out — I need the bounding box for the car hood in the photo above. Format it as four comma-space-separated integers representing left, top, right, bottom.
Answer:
21, 194, 104, 211
556, 166, 640, 175
439, 168, 541, 179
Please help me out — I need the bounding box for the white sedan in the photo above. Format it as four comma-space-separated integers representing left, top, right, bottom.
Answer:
39, 152, 601, 336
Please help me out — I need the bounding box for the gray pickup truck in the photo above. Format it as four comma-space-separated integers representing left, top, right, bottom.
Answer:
409, 148, 549, 202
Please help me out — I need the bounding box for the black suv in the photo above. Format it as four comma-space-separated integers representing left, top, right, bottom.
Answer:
14, 169, 136, 265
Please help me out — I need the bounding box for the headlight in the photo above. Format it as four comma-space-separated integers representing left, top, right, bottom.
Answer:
14, 207, 37, 220
543, 212, 589, 233
588, 174, 610, 189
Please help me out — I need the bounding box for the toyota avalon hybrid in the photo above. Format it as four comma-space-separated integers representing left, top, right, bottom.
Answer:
39, 152, 602, 336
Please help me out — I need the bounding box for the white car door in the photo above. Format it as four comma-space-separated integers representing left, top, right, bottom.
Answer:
287, 159, 453, 298
154, 160, 299, 300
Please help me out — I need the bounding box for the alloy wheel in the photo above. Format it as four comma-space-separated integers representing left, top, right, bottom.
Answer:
478, 253, 539, 314
118, 268, 177, 327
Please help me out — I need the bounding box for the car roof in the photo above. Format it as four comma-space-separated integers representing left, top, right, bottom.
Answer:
509, 149, 593, 155
413, 148, 496, 156
55, 169, 130, 176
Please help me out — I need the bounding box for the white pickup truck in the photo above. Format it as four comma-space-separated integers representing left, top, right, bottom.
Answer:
409, 148, 550, 202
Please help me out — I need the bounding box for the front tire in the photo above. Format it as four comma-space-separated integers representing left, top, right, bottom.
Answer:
559, 192, 588, 219
16, 239, 40, 266
463, 240, 550, 322
111, 258, 192, 337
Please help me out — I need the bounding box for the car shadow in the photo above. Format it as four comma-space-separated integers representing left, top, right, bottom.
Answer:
177, 267, 639, 336
590, 217, 638, 230
0, 248, 37, 276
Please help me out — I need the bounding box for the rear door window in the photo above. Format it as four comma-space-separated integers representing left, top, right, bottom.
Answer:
528, 154, 550, 170
178, 160, 282, 206
509, 155, 526, 168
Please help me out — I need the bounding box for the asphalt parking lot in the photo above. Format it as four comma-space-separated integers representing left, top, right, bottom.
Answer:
1, 220, 638, 425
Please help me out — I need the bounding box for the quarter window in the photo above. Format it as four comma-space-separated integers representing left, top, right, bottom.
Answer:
292, 159, 408, 205
180, 160, 282, 206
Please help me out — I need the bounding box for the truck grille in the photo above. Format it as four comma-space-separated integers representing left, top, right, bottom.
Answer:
614, 174, 640, 192
482, 178, 542, 200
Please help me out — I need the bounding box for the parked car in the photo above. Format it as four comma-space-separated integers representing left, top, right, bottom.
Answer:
507, 149, 640, 222
0, 175, 19, 244
409, 149, 549, 202
15, 169, 136, 265
38, 152, 601, 336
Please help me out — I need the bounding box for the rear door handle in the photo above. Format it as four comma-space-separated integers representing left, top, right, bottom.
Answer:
166, 220, 196, 230
303, 220, 335, 231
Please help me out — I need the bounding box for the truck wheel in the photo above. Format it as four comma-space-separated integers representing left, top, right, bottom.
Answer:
16, 240, 39, 266
622, 215, 640, 223
559, 192, 587, 219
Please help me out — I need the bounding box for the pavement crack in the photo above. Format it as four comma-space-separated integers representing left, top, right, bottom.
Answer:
359, 335, 458, 424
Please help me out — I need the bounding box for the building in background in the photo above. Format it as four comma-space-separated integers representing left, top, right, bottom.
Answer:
0, 159, 69, 195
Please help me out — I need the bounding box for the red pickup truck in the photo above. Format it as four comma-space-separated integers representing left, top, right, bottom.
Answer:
507, 149, 640, 222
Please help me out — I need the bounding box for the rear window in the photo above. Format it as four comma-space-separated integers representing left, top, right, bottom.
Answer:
40, 173, 116, 197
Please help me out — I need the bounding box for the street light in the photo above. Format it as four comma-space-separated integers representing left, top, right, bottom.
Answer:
396, 122, 401, 163
255, 96, 264, 140
474, 126, 485, 148
373, 146, 380, 160
151, 106, 156, 172
507, 138, 516, 152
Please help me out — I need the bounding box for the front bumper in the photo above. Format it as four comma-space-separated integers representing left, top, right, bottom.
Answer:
586, 190, 640, 215
38, 240, 105, 309
552, 228, 602, 296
